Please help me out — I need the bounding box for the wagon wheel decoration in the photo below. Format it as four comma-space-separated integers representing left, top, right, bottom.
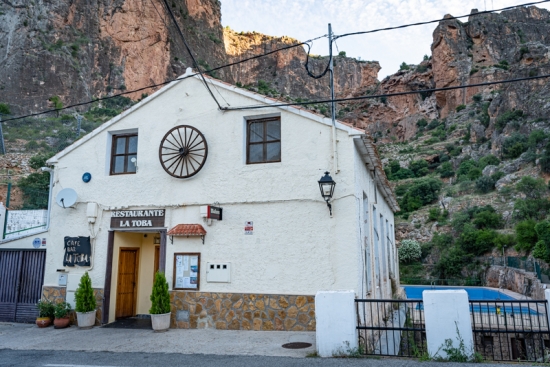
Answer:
159, 125, 208, 178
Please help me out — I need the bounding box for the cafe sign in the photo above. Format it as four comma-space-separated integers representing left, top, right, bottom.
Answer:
111, 209, 165, 229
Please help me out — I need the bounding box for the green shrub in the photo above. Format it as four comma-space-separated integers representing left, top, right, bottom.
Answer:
456, 105, 466, 113
399, 178, 443, 212
37, 299, 55, 318
338, 51, 346, 57
473, 94, 482, 103
434, 247, 471, 279
467, 167, 482, 181
409, 159, 429, 177
516, 176, 547, 199
399, 62, 410, 71
427, 119, 441, 130
478, 155, 500, 169
399, 239, 422, 263
475, 176, 495, 193
502, 133, 528, 159
533, 221, 550, 262
515, 220, 538, 252
439, 162, 455, 178
528, 129, 546, 148
0, 103, 10, 115
514, 199, 550, 221
74, 272, 97, 313
457, 225, 497, 256
472, 209, 502, 229
496, 110, 523, 130
149, 272, 171, 314
416, 119, 428, 129
494, 233, 516, 251
54, 302, 72, 319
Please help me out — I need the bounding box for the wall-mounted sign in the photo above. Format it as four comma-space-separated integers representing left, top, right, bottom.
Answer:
245, 221, 253, 235
110, 209, 165, 229
63, 236, 91, 267
32, 238, 41, 249
173, 253, 200, 290
208, 206, 223, 220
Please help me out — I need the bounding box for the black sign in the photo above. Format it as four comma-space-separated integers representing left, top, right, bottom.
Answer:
63, 236, 91, 267
111, 209, 165, 229
209, 206, 223, 220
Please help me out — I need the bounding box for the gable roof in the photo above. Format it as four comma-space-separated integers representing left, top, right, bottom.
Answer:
47, 68, 398, 212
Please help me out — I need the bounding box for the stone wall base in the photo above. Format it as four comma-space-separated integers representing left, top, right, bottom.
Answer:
170, 291, 315, 331
42, 286, 104, 326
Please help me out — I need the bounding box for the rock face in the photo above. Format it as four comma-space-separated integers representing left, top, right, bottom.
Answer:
223, 29, 380, 101
485, 265, 545, 299
0, 0, 230, 114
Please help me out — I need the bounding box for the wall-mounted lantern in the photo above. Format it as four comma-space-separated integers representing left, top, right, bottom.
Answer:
318, 171, 336, 217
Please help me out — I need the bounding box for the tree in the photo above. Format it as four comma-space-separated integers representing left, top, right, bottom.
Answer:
17, 152, 54, 209
502, 133, 528, 159
516, 176, 546, 199
439, 162, 455, 178
399, 62, 410, 71
533, 221, 550, 262
409, 159, 429, 177
149, 272, 171, 314
399, 178, 443, 212
74, 272, 96, 312
515, 220, 537, 253
398, 239, 422, 263
475, 176, 495, 193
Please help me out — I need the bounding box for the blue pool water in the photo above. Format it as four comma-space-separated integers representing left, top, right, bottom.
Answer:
404, 286, 516, 300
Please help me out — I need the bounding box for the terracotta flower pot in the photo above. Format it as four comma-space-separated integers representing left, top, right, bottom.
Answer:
76, 310, 96, 329
36, 317, 52, 328
53, 317, 70, 329
151, 313, 171, 332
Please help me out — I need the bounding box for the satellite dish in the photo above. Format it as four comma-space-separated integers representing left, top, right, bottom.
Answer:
56, 188, 78, 208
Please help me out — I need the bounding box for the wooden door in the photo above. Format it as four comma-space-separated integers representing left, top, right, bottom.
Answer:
0, 250, 46, 322
116, 248, 139, 319
153, 246, 160, 280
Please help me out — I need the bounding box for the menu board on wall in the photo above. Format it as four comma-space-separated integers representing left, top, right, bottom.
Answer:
173, 253, 200, 290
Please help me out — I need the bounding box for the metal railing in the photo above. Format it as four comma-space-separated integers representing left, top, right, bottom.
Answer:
469, 300, 550, 361
355, 299, 426, 357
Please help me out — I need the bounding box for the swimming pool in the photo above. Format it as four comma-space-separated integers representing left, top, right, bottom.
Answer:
404, 286, 516, 300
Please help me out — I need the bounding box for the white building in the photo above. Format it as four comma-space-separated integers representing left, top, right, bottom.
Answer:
3, 69, 399, 330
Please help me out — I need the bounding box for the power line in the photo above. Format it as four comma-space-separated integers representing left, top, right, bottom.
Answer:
1, 35, 327, 123
334, 0, 550, 40
159, 0, 223, 110
220, 73, 550, 111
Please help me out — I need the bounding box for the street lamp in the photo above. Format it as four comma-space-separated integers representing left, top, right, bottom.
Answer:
318, 171, 336, 216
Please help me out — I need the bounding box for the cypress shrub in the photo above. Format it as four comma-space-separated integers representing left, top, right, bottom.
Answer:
150, 272, 171, 314
74, 272, 96, 313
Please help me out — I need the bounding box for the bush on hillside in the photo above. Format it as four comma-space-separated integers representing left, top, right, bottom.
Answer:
398, 239, 422, 263
515, 220, 538, 253
398, 178, 443, 213
502, 133, 528, 159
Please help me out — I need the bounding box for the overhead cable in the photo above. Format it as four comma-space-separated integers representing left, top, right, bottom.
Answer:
220, 73, 550, 111
334, 0, 550, 39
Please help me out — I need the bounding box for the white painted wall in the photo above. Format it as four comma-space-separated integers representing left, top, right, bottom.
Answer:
315, 290, 357, 357
36, 74, 397, 313
423, 290, 474, 359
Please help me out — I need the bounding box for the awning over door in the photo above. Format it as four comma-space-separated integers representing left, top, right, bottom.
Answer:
167, 224, 207, 244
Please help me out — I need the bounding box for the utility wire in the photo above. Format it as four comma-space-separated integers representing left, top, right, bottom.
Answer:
220, 73, 550, 111
1, 35, 327, 123
334, 0, 550, 39
159, 0, 223, 110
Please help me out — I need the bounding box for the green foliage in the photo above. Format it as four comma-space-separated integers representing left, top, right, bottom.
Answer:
74, 272, 96, 313
0, 103, 10, 115
17, 152, 54, 209
416, 64, 428, 73
475, 176, 495, 193
495, 110, 523, 130
434, 247, 471, 278
409, 159, 429, 178
399, 239, 422, 263
36, 299, 55, 318
472, 94, 482, 103
540, 143, 550, 173
478, 155, 499, 169
149, 272, 171, 314
479, 102, 490, 127
515, 220, 538, 252
257, 80, 278, 96
427, 119, 441, 130
428, 208, 449, 222
502, 133, 528, 159
456, 159, 481, 181
528, 129, 546, 148
48, 95, 63, 111
467, 167, 482, 181
438, 162, 455, 178
513, 198, 550, 221
399, 178, 443, 213
338, 51, 346, 57
446, 144, 462, 157
416, 119, 428, 129
457, 224, 497, 256
399, 62, 410, 71
494, 234, 516, 251
516, 176, 547, 199
494, 60, 510, 70
472, 209, 502, 229
54, 301, 72, 319
455, 104, 466, 113
533, 221, 550, 262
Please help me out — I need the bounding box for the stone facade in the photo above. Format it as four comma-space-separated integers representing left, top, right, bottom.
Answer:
42, 286, 104, 326
170, 291, 315, 331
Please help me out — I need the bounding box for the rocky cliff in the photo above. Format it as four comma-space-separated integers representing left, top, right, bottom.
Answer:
0, 0, 230, 115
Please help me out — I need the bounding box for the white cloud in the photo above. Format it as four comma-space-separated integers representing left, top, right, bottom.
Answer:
221, 0, 550, 77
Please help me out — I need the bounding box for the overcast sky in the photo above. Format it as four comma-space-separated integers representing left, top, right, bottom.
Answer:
221, 0, 550, 78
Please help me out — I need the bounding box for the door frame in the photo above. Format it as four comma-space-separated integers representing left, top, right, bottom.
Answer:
115, 247, 140, 319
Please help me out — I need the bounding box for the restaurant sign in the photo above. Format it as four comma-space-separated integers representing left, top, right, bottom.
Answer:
111, 209, 165, 229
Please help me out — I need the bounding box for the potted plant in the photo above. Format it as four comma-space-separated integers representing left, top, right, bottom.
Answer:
36, 299, 55, 327
149, 271, 171, 332
53, 301, 72, 329
74, 272, 97, 329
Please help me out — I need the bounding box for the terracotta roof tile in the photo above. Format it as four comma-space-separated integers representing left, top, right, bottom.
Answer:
167, 224, 207, 236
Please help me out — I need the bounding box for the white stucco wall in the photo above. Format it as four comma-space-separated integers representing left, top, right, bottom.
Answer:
38, 74, 396, 315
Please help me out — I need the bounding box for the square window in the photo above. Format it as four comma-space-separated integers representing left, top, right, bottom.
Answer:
246, 117, 281, 164
110, 134, 138, 175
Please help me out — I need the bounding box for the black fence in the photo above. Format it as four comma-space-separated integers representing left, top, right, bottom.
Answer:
470, 300, 550, 362
355, 299, 426, 357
